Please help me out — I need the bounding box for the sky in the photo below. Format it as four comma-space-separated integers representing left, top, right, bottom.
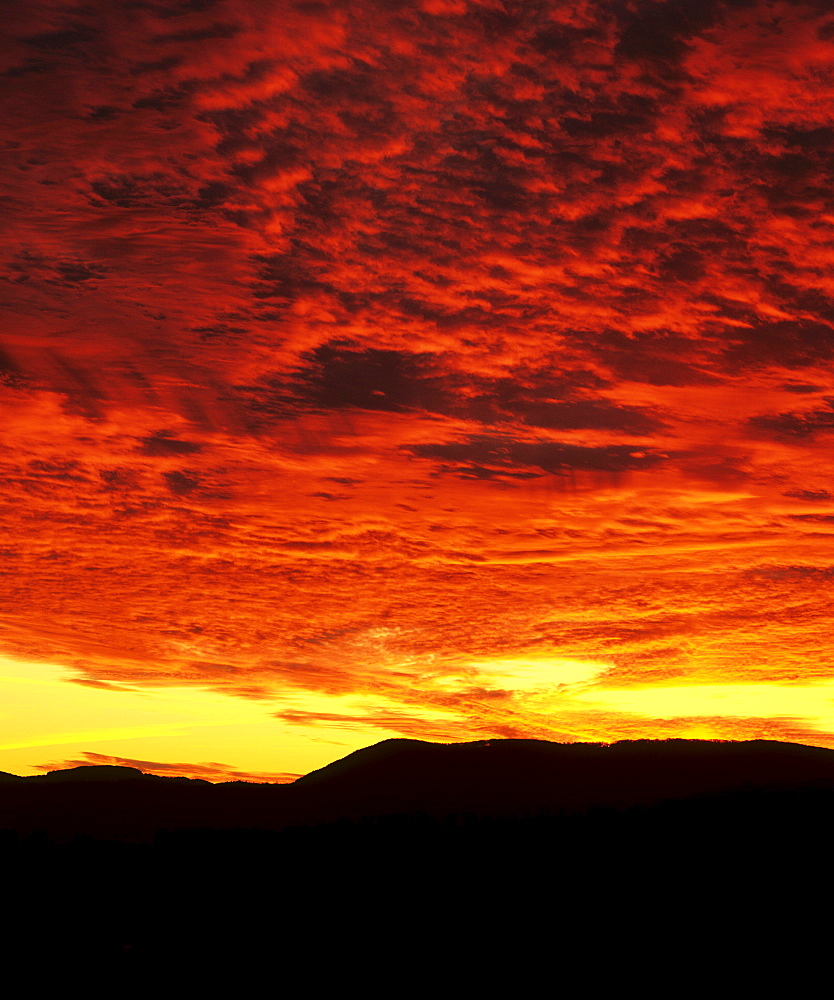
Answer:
2, 0, 834, 781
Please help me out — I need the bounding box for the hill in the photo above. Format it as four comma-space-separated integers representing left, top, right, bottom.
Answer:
5, 737, 833, 984
3, 736, 834, 840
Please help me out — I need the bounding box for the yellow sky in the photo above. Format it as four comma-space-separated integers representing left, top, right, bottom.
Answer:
3, 650, 834, 779
0, 654, 415, 778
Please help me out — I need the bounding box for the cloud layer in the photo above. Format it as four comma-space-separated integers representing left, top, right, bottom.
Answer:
3, 0, 834, 763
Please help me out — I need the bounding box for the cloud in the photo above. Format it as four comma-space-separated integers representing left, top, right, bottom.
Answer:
519, 399, 664, 434
3, 0, 834, 768
289, 345, 450, 414
275, 708, 473, 742
783, 489, 833, 502
749, 400, 834, 439
407, 437, 667, 476
139, 432, 205, 456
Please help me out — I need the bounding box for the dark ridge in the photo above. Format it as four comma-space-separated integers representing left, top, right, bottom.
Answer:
4, 737, 834, 841
5, 737, 834, 982
293, 735, 834, 799
41, 764, 148, 783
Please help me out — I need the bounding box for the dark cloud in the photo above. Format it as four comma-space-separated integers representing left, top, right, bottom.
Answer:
23, 24, 99, 54
28, 459, 89, 482
615, 0, 708, 65
781, 383, 824, 394
750, 400, 834, 439
88, 173, 200, 210
139, 432, 204, 456
443, 465, 543, 483
290, 345, 448, 414
520, 399, 663, 434
280, 346, 649, 432
726, 320, 834, 369
783, 489, 833, 502
151, 21, 241, 44
163, 470, 201, 494
407, 436, 666, 476
0, 348, 26, 387
591, 333, 719, 387
684, 458, 752, 486
309, 492, 353, 501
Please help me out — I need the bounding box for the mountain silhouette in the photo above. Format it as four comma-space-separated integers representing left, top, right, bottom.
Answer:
5, 737, 833, 985
40, 764, 149, 782
294, 735, 834, 804
3, 736, 834, 840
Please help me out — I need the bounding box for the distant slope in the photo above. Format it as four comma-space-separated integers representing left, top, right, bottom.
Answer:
3, 737, 834, 841
5, 737, 834, 982
293, 735, 834, 808
39, 764, 148, 782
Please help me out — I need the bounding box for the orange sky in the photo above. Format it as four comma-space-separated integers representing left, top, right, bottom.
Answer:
2, 0, 834, 780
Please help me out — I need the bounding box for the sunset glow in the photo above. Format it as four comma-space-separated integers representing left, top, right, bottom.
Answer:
3, 0, 834, 779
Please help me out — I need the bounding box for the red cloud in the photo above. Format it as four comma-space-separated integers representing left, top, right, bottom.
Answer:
2, 1, 834, 757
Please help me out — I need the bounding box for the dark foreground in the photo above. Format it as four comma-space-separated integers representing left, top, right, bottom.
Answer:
4, 738, 833, 987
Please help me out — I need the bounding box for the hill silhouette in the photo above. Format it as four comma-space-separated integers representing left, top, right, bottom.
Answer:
5, 737, 833, 986
2, 736, 834, 841
293, 734, 834, 800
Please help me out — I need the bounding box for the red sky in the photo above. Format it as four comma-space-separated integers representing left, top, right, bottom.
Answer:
2, 0, 834, 780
